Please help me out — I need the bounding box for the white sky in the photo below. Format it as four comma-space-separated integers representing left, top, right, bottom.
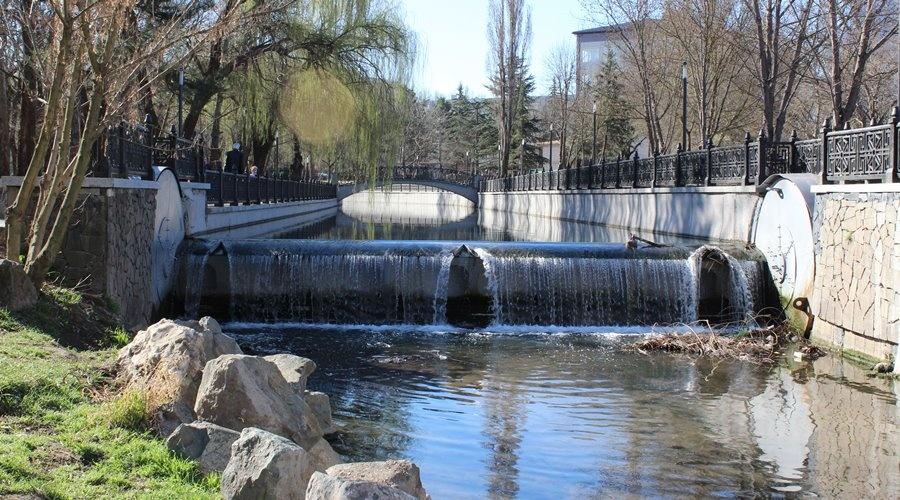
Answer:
399, 0, 598, 98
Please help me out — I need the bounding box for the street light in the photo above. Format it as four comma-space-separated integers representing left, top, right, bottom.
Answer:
591, 102, 598, 165
178, 67, 185, 138
681, 61, 688, 150
520, 137, 525, 173
465, 150, 470, 174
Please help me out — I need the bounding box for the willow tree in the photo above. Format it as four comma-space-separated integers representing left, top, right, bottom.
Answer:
3, 0, 250, 284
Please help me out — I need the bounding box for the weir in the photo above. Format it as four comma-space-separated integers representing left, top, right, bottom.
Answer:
174, 239, 778, 328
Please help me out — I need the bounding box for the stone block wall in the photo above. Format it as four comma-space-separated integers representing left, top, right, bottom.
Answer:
811, 189, 899, 364
2, 182, 158, 328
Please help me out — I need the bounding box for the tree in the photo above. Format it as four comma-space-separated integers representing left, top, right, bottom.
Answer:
593, 51, 636, 157
741, 0, 819, 140
487, 0, 532, 175
816, 0, 897, 129
510, 73, 543, 171
545, 43, 576, 167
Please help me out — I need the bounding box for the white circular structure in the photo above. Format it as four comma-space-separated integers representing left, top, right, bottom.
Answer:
152, 168, 186, 306
752, 174, 817, 314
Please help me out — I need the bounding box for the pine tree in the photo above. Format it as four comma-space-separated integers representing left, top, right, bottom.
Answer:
593, 51, 635, 158
509, 71, 542, 172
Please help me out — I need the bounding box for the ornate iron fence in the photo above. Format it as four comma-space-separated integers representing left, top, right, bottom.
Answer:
206, 169, 336, 206
480, 110, 899, 193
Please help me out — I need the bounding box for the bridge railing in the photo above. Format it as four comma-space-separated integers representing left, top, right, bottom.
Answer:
480, 110, 899, 192
206, 169, 336, 207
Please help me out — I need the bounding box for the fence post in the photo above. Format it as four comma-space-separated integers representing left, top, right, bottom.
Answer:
615, 155, 622, 188
890, 106, 899, 183
675, 144, 683, 187
231, 170, 238, 206
114, 122, 125, 178
217, 170, 225, 207
704, 138, 713, 186
819, 119, 831, 184
756, 129, 767, 185
743, 133, 752, 185
632, 153, 639, 188
789, 130, 798, 174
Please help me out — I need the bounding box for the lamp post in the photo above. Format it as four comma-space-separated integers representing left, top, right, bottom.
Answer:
520, 138, 525, 173
591, 102, 598, 165
548, 123, 554, 172
178, 67, 185, 138
681, 61, 688, 150
465, 150, 470, 174
497, 143, 502, 175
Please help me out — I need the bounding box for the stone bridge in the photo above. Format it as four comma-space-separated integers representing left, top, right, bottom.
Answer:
337, 166, 480, 204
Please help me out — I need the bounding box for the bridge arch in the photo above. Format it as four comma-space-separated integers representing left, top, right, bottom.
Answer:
337, 166, 480, 204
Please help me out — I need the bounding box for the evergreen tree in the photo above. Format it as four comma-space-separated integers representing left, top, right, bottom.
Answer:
592, 51, 635, 158
509, 71, 542, 172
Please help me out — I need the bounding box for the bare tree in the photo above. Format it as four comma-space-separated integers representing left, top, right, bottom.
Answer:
488, 0, 532, 175
545, 43, 577, 167
663, 0, 755, 143
742, 0, 819, 140
816, 0, 897, 128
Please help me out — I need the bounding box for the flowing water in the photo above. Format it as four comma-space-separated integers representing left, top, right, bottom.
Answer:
177, 200, 898, 498
227, 325, 899, 498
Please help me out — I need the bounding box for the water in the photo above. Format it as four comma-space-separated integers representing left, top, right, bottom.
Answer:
227, 325, 899, 498
177, 199, 896, 498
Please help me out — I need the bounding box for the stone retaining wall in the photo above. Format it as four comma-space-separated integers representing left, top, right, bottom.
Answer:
810, 187, 899, 365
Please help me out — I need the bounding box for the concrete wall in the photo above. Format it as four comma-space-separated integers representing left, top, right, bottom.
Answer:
198, 199, 338, 239
479, 186, 762, 243
810, 185, 899, 366
342, 189, 475, 222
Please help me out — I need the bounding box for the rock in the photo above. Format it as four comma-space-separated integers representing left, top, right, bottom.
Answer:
305, 391, 335, 434
264, 354, 317, 393
222, 428, 316, 500
166, 421, 240, 474
309, 438, 343, 471
326, 460, 429, 500
305, 471, 416, 500
116, 318, 242, 436
0, 259, 37, 311
152, 400, 197, 439
194, 355, 323, 449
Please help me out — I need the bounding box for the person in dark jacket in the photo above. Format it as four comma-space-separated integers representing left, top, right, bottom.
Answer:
225, 143, 243, 173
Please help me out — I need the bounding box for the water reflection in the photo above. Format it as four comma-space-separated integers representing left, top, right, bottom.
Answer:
228, 326, 898, 498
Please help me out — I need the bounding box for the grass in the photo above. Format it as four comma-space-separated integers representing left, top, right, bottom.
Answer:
0, 287, 219, 499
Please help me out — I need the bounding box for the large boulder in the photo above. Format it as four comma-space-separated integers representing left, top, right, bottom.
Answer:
325, 460, 429, 500
264, 354, 317, 393
116, 317, 241, 436
0, 259, 37, 311
305, 471, 416, 500
194, 355, 323, 449
166, 421, 240, 474
305, 391, 336, 434
309, 438, 343, 471
222, 428, 316, 500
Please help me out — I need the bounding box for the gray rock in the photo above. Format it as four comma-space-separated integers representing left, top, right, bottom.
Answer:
305, 471, 416, 500
305, 390, 336, 434
152, 400, 197, 439
0, 259, 37, 311
309, 438, 343, 471
222, 428, 315, 500
116, 317, 242, 437
194, 355, 323, 449
265, 353, 317, 393
326, 460, 429, 500
166, 421, 240, 474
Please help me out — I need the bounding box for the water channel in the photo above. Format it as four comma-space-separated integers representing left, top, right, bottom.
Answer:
178, 189, 898, 498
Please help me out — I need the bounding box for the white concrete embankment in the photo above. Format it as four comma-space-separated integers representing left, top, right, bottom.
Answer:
479, 186, 762, 243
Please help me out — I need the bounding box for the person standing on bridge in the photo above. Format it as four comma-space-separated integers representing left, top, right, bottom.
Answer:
225, 143, 244, 174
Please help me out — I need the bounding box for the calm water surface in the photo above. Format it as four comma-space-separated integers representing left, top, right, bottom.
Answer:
228, 325, 899, 499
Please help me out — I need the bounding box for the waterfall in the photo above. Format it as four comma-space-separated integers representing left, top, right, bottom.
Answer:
432, 250, 455, 324
181, 240, 216, 318
472, 246, 698, 326
180, 240, 772, 327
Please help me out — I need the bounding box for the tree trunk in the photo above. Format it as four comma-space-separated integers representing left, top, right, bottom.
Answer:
0, 70, 11, 175
16, 0, 39, 177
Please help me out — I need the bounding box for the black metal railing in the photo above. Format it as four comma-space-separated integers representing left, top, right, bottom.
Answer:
480, 110, 900, 192
206, 169, 336, 207
377, 165, 477, 187
87, 121, 338, 203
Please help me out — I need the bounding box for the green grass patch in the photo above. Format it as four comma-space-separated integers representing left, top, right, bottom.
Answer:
0, 289, 219, 499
